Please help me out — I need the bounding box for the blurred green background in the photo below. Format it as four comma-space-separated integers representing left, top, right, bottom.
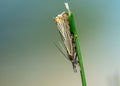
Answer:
0, 0, 120, 86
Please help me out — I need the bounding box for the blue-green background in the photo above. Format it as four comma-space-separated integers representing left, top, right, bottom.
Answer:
0, 0, 120, 86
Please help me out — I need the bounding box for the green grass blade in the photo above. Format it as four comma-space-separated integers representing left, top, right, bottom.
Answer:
66, 3, 87, 86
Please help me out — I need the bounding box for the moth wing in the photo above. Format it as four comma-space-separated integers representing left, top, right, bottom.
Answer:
55, 14, 74, 57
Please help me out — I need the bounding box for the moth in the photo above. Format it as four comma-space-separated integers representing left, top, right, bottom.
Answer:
54, 12, 78, 72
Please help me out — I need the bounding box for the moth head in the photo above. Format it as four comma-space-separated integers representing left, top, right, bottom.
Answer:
54, 11, 68, 24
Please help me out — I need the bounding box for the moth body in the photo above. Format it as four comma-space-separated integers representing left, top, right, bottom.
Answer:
54, 12, 78, 72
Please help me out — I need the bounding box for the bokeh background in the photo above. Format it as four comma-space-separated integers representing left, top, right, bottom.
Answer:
0, 0, 120, 86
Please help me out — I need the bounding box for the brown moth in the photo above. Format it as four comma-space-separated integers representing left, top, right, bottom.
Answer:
54, 12, 78, 72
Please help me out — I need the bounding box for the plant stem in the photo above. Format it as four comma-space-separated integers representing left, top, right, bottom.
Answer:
67, 5, 87, 86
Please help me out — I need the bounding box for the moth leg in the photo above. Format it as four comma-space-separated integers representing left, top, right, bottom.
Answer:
73, 41, 78, 64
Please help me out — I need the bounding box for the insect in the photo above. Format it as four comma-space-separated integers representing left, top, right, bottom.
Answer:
54, 12, 78, 72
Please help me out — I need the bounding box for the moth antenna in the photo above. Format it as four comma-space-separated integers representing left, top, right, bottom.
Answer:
53, 42, 70, 61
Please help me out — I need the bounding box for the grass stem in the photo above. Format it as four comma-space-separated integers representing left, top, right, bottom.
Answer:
65, 3, 87, 86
